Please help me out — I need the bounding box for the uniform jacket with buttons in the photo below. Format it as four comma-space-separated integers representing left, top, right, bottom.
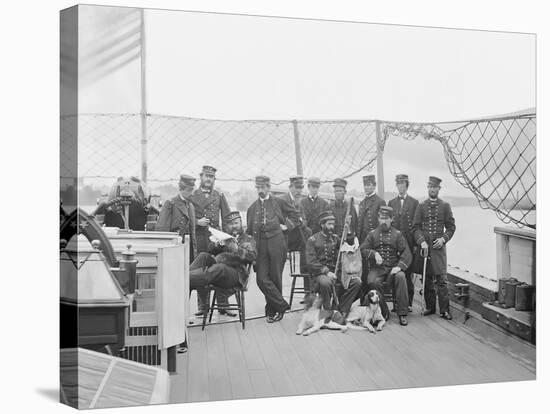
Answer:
305, 231, 340, 276
388, 194, 419, 249
301, 195, 330, 235
328, 198, 358, 240
412, 198, 456, 275
189, 188, 230, 230
357, 194, 386, 244
156, 195, 197, 259
246, 195, 301, 244
278, 192, 309, 251
360, 225, 412, 272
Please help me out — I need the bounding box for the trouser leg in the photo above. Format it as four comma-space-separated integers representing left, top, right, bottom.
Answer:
388, 271, 409, 316
336, 278, 362, 314
314, 275, 334, 311
435, 274, 450, 313
406, 268, 414, 307
268, 234, 289, 312
191, 252, 215, 311
424, 265, 437, 312
256, 235, 289, 315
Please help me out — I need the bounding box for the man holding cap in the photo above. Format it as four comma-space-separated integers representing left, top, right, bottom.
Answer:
329, 178, 358, 240
357, 174, 386, 244
360, 206, 412, 326
388, 174, 419, 311
412, 176, 456, 320
247, 175, 301, 322
306, 210, 362, 316
190, 165, 232, 316
156, 173, 198, 261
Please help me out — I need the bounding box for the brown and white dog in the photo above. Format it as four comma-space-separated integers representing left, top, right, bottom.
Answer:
346, 290, 386, 333
296, 294, 348, 336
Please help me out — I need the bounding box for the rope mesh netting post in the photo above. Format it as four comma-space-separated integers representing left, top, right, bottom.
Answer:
61, 110, 536, 229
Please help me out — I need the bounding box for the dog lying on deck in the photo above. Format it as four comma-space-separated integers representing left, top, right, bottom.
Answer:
346, 290, 386, 333
296, 294, 348, 336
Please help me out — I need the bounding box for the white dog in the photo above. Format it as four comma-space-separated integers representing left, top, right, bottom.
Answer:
296, 294, 348, 336
346, 290, 386, 333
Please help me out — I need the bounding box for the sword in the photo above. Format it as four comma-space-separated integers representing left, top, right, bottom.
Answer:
420, 248, 428, 315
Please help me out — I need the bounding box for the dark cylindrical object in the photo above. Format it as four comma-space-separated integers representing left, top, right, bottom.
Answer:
498, 278, 514, 304
504, 279, 521, 308
515, 284, 535, 311
118, 244, 138, 294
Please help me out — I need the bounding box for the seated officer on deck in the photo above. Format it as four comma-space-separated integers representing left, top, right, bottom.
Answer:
360, 206, 412, 326
305, 210, 362, 317
188, 211, 256, 317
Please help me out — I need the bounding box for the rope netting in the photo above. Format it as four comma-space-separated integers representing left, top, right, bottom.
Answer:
61, 111, 536, 228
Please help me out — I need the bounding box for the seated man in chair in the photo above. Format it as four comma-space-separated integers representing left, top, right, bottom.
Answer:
189, 211, 257, 317
305, 210, 362, 317
360, 206, 412, 326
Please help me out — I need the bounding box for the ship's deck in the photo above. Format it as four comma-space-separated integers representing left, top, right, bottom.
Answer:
169, 306, 535, 403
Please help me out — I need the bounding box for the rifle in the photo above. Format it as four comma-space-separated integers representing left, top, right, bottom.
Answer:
332, 196, 354, 307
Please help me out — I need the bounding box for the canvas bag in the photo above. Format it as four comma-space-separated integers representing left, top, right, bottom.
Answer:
340, 237, 362, 289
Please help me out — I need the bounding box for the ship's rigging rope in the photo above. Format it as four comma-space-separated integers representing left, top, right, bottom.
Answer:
61, 111, 536, 229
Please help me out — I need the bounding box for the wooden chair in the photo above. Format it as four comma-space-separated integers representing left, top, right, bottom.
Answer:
201, 264, 251, 331
288, 251, 312, 308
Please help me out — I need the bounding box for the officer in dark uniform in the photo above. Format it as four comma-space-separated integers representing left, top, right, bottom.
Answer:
357, 175, 386, 244
328, 178, 358, 240
189, 211, 256, 309
156, 174, 197, 260
189, 165, 232, 316
360, 206, 412, 326
388, 174, 419, 311
305, 211, 362, 316
278, 175, 309, 252
301, 177, 330, 235
412, 176, 456, 320
247, 175, 301, 323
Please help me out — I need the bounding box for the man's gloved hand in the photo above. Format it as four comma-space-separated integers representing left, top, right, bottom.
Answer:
280, 224, 288, 231
390, 266, 401, 275
432, 237, 445, 249
374, 252, 383, 265
321, 266, 330, 275
197, 217, 210, 227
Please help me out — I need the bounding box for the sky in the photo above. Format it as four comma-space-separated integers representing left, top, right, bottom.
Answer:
76, 5, 535, 197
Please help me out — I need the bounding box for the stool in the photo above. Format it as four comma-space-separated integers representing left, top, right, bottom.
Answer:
202, 285, 246, 330
288, 251, 311, 308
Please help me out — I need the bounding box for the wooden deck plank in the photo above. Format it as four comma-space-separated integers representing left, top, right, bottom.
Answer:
184, 327, 210, 402
220, 323, 255, 400
279, 315, 342, 395
170, 307, 534, 404
251, 318, 301, 396
266, 319, 318, 396
205, 325, 233, 401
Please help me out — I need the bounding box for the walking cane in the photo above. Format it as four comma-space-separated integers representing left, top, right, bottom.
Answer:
420, 248, 428, 315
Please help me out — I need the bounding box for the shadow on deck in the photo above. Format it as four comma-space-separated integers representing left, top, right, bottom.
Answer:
170, 306, 535, 403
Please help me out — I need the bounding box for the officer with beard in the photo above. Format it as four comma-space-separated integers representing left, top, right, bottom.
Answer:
189, 165, 232, 316
357, 175, 386, 244
305, 210, 362, 316
412, 176, 456, 320
360, 206, 412, 326
189, 211, 256, 313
